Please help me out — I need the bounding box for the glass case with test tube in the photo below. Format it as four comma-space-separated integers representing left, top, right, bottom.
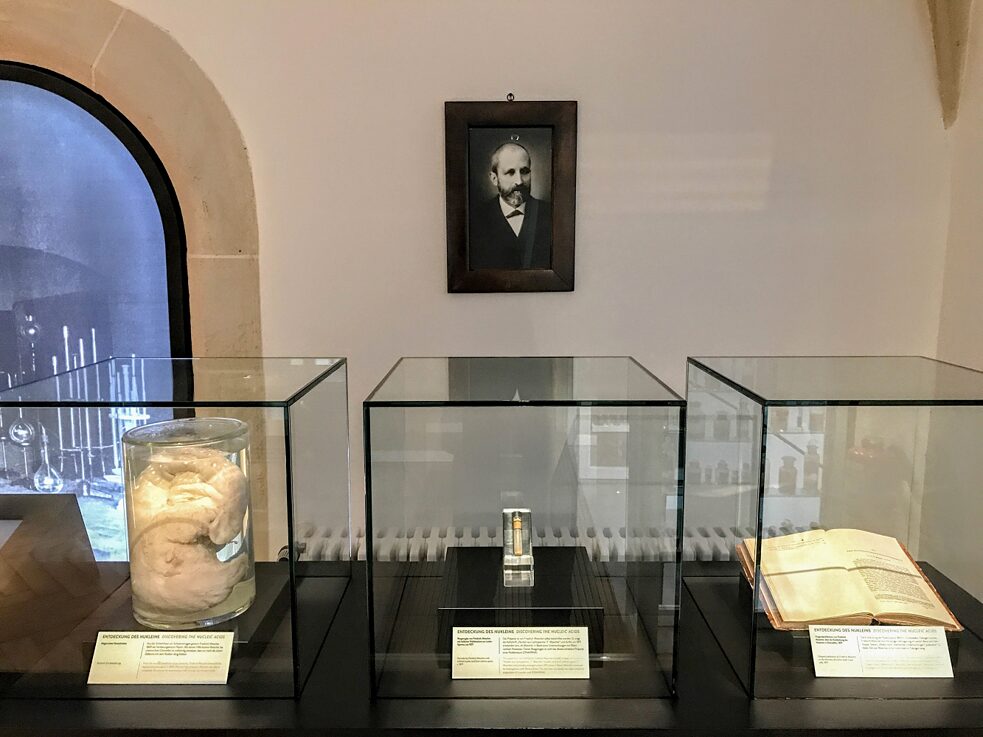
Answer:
684, 356, 983, 699
364, 357, 683, 699
0, 357, 350, 698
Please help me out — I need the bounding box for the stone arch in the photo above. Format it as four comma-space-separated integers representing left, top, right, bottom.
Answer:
0, 0, 262, 355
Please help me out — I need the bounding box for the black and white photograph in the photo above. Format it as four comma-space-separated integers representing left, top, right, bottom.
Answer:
445, 100, 577, 293
466, 127, 553, 272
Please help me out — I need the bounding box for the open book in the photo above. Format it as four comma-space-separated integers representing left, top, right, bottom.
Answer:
736, 528, 961, 631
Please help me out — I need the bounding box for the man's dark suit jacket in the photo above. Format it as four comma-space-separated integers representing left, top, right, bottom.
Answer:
468, 196, 552, 270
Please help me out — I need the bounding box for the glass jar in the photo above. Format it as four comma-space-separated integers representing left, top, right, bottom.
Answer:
122, 417, 255, 629
803, 442, 821, 493
778, 455, 798, 496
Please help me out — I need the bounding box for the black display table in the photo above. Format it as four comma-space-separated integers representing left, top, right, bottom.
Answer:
1, 563, 983, 735
687, 564, 981, 700
374, 546, 667, 699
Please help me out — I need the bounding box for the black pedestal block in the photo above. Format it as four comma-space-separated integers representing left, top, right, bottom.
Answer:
436, 546, 604, 657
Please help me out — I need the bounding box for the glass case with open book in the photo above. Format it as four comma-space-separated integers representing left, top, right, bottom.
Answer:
0, 357, 350, 699
363, 357, 683, 699
684, 356, 983, 698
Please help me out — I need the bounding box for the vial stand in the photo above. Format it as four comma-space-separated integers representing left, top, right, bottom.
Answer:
502, 508, 534, 587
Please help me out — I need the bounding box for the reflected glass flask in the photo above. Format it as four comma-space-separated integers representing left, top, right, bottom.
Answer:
770, 408, 789, 433
778, 455, 798, 496
803, 442, 821, 493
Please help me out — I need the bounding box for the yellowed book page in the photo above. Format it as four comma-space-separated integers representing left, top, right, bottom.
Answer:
744, 531, 867, 623
827, 529, 957, 628
763, 567, 861, 624
751, 529, 837, 576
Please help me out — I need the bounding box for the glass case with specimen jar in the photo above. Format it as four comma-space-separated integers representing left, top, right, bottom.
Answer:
684, 355, 983, 698
0, 357, 349, 698
363, 357, 683, 699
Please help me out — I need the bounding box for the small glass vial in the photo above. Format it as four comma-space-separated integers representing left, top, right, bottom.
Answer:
778, 455, 798, 496
502, 508, 533, 586
123, 417, 255, 629
803, 442, 820, 493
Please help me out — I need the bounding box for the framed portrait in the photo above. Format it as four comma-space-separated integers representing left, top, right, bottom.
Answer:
445, 100, 577, 293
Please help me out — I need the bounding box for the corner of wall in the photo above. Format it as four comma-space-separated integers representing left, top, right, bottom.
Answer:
936, 0, 983, 370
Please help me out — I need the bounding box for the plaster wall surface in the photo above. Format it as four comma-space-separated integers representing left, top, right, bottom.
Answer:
113, 0, 952, 503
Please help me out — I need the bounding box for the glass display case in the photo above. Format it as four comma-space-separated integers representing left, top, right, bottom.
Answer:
364, 357, 683, 698
0, 357, 350, 698
684, 356, 983, 698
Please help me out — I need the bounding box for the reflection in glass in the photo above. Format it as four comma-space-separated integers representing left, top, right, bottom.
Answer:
0, 78, 173, 559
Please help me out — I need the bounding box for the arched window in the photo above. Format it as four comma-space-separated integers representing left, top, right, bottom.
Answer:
0, 61, 190, 384
0, 62, 190, 558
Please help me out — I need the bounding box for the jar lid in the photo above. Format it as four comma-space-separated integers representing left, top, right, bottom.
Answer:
122, 417, 247, 448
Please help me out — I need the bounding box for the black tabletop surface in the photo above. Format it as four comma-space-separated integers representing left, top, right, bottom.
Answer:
1, 564, 982, 735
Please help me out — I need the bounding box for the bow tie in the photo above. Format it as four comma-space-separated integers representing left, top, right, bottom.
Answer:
506, 209, 523, 218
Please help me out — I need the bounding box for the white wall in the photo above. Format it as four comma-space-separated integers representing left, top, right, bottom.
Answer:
115, 0, 952, 504
937, 3, 983, 370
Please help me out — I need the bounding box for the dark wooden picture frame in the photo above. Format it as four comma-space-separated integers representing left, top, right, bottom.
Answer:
445, 100, 577, 293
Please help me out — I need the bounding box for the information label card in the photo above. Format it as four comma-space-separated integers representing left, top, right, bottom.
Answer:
809, 625, 953, 678
452, 626, 588, 679
87, 631, 234, 685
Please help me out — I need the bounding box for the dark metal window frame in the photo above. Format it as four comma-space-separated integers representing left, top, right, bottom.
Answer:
0, 60, 192, 359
